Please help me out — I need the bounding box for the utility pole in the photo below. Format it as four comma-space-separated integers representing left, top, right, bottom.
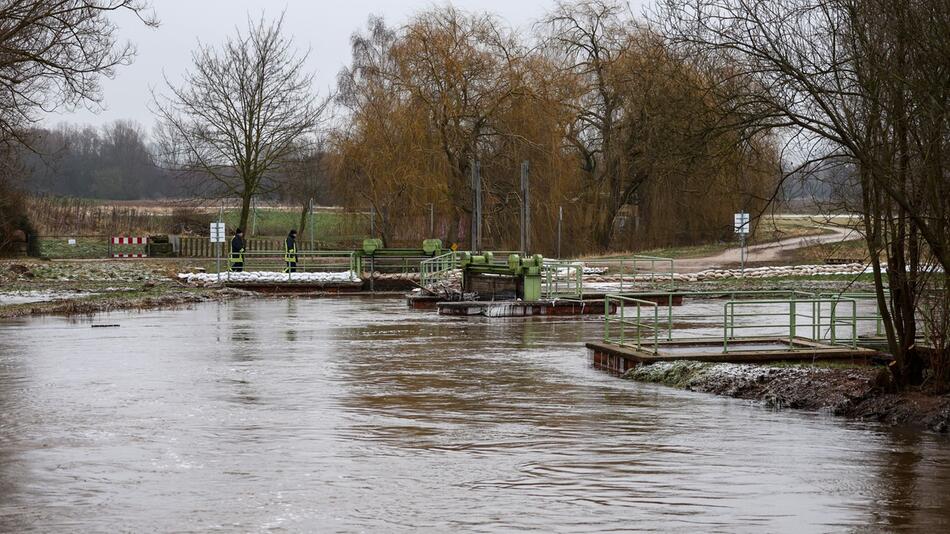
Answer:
557, 206, 563, 259
520, 160, 530, 254
428, 203, 434, 237
471, 159, 482, 252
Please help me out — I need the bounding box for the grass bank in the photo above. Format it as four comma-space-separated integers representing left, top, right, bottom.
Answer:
0, 258, 237, 319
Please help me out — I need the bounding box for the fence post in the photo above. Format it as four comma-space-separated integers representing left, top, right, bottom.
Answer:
723, 303, 730, 353
636, 301, 641, 351
831, 300, 837, 345
790, 300, 797, 347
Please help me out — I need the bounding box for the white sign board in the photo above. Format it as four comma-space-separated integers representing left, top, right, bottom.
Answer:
734, 212, 750, 235
67, 238, 77, 246
209, 222, 227, 243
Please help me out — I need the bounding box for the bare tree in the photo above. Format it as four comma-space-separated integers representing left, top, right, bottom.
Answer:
543, 0, 631, 249
153, 14, 327, 232
658, 0, 950, 388
0, 0, 155, 255
282, 140, 331, 240
0, 0, 157, 146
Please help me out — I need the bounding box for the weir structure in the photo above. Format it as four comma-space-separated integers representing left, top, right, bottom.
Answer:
422, 252, 680, 316
214, 239, 445, 293
588, 290, 886, 373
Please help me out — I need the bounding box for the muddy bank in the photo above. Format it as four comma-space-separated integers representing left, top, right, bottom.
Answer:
0, 286, 243, 319
0, 259, 241, 318
624, 361, 950, 432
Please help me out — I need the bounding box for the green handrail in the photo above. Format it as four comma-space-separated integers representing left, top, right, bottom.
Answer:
604, 295, 661, 354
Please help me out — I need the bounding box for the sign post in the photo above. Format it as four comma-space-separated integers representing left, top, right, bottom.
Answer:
210, 221, 226, 281
734, 212, 750, 275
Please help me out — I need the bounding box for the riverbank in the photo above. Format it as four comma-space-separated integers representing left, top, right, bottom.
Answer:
0, 258, 238, 319
624, 361, 950, 432
1, 256, 879, 319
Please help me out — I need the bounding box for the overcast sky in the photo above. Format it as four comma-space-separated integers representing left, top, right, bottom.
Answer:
46, 0, 650, 129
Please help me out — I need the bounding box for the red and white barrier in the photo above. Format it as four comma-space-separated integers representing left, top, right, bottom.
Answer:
111, 236, 149, 258
112, 236, 148, 245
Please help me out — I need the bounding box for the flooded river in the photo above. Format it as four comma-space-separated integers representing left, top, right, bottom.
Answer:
1, 297, 948, 532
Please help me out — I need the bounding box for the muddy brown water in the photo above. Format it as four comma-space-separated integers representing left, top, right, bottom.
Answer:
0, 297, 948, 532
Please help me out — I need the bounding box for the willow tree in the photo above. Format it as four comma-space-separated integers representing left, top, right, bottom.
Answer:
334, 10, 525, 247
333, 16, 433, 245
543, 1, 777, 250
611, 30, 777, 249
390, 8, 523, 248
153, 14, 326, 232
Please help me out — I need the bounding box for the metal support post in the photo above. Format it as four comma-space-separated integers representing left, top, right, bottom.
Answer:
740, 234, 746, 275
556, 206, 563, 259
474, 160, 482, 251
520, 160, 530, 254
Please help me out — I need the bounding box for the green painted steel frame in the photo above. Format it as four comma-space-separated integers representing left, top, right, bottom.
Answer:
603, 290, 863, 354
604, 295, 662, 354
542, 260, 584, 299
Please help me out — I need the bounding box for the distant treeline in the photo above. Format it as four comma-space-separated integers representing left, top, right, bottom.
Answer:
20, 121, 181, 199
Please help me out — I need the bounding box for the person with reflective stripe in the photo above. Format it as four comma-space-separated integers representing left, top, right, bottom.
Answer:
284, 229, 298, 273
229, 228, 245, 272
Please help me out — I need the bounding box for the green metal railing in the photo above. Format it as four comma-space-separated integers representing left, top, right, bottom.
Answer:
542, 260, 584, 298
615, 289, 817, 343
603, 291, 862, 354
420, 251, 461, 289
818, 292, 884, 337
723, 298, 858, 352
604, 295, 662, 354
576, 255, 675, 291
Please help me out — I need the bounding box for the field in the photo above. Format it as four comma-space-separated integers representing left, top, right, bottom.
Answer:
26, 196, 374, 258
37, 237, 113, 259
783, 238, 869, 264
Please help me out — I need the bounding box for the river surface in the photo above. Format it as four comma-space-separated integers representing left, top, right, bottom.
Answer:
0, 297, 948, 532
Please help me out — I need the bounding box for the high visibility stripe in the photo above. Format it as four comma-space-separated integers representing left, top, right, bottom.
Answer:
111, 237, 149, 245
112, 253, 148, 258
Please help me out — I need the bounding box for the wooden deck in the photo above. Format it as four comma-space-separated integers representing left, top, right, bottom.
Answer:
587, 337, 886, 374
427, 292, 684, 317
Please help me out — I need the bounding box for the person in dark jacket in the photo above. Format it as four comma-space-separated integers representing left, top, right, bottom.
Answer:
229, 228, 245, 272
284, 229, 298, 273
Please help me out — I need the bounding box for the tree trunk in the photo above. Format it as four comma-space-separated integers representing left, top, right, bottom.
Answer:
594, 198, 618, 251
238, 192, 252, 234
298, 203, 309, 242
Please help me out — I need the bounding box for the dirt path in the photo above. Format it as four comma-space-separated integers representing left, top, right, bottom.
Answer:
674, 227, 858, 272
